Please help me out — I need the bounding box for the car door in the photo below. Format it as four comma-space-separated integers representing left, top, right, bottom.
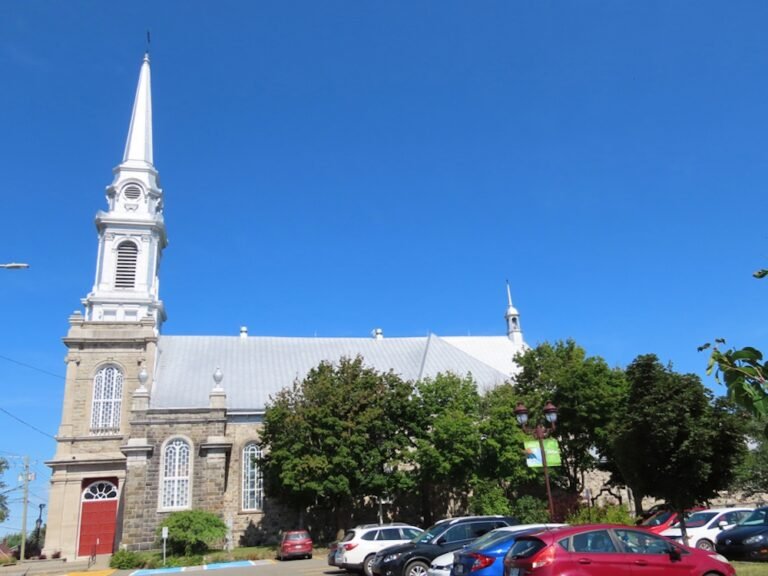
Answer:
561, 529, 631, 576
614, 529, 692, 576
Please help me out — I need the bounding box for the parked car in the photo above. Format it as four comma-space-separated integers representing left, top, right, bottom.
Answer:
328, 540, 340, 566
662, 507, 752, 551
427, 525, 566, 576
371, 515, 519, 576
277, 529, 313, 560
337, 523, 423, 576
716, 506, 768, 562
450, 524, 566, 576
638, 506, 704, 534
503, 524, 735, 576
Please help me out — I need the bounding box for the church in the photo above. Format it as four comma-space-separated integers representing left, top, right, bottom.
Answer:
44, 55, 527, 560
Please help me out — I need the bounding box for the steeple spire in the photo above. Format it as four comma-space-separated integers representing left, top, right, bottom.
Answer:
82, 54, 167, 328
505, 281, 523, 344
123, 53, 153, 166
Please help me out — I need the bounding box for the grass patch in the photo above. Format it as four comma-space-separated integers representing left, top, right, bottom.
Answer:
733, 561, 768, 575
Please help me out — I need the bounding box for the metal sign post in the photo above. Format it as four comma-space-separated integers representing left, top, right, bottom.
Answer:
162, 526, 168, 565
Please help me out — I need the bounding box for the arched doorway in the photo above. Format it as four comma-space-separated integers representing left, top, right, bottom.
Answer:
78, 479, 118, 557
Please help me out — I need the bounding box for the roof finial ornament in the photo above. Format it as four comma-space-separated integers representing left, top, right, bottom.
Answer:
145, 29, 151, 58
506, 279, 513, 307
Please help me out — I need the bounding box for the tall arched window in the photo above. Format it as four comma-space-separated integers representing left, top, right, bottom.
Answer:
162, 438, 191, 509
115, 241, 138, 288
242, 443, 264, 511
90, 366, 123, 434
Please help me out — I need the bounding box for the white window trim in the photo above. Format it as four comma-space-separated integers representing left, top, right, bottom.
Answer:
90, 365, 124, 435
241, 442, 264, 511
159, 436, 193, 511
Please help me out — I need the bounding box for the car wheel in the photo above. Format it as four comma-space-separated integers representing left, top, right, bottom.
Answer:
405, 560, 429, 576
308, 554, 313, 559
363, 554, 376, 576
696, 539, 715, 552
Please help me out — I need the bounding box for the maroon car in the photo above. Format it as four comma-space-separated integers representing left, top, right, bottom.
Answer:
277, 529, 313, 560
503, 524, 735, 576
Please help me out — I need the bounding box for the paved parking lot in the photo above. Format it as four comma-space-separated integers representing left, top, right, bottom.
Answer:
117, 558, 347, 576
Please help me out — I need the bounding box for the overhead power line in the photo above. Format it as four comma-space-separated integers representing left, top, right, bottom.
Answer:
0, 408, 56, 440
0, 354, 64, 380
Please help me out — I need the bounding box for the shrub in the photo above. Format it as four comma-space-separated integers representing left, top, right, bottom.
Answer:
566, 504, 633, 525
510, 495, 550, 524
468, 480, 513, 516
157, 510, 228, 556
110, 549, 145, 569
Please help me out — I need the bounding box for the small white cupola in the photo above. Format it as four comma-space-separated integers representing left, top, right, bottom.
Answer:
372, 328, 384, 340
505, 281, 524, 345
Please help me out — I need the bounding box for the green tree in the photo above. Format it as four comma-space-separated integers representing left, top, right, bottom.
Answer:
730, 418, 768, 496
612, 354, 747, 538
261, 356, 414, 530
476, 383, 536, 497
0, 458, 8, 523
157, 510, 227, 556
513, 340, 628, 494
410, 373, 481, 524
701, 267, 768, 422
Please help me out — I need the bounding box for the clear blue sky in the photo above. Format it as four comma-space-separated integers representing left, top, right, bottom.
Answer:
1, 1, 767, 538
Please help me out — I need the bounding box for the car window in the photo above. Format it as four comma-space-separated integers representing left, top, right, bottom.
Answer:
676, 511, 716, 529
615, 529, 672, 554
473, 531, 515, 550
724, 511, 748, 525
557, 537, 570, 551
402, 528, 422, 539
507, 538, 545, 559
341, 531, 355, 542
379, 528, 401, 540
738, 509, 768, 526
286, 531, 308, 540
572, 530, 616, 553
642, 510, 673, 526
468, 521, 498, 539
441, 524, 472, 543
363, 530, 378, 541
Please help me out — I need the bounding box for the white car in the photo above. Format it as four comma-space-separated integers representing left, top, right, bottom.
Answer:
337, 523, 423, 576
427, 524, 566, 576
662, 507, 753, 551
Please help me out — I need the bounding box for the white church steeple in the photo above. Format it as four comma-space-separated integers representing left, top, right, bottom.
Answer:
82, 53, 167, 327
505, 281, 523, 345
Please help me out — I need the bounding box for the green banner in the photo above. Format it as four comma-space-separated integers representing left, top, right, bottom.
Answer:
524, 438, 561, 468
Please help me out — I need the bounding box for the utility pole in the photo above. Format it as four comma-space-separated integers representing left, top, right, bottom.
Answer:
19, 456, 32, 562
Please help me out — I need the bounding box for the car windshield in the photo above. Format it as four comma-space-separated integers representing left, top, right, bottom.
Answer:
672, 512, 716, 529
413, 523, 445, 544
469, 530, 515, 551
506, 538, 545, 559
642, 511, 674, 526
739, 509, 768, 527
286, 532, 308, 540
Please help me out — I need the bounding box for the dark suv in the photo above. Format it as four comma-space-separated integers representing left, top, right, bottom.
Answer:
370, 515, 518, 576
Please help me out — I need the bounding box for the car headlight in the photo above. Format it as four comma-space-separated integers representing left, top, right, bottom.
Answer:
709, 553, 730, 564
383, 552, 402, 563
744, 534, 766, 545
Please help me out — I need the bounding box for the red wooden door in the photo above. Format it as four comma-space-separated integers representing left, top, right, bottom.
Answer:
78, 481, 118, 557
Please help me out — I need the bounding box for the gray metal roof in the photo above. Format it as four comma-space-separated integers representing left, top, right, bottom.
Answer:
150, 334, 519, 410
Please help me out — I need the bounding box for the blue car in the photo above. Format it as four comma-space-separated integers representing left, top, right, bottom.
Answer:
451, 524, 565, 576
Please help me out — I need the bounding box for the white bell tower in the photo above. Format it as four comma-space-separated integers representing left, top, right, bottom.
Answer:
505, 281, 523, 346
82, 53, 167, 327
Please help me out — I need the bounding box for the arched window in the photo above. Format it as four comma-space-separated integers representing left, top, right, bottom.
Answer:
82, 480, 118, 501
242, 443, 264, 510
162, 438, 191, 509
90, 366, 123, 434
115, 241, 138, 288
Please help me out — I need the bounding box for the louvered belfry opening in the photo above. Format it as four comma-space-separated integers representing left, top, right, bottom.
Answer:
115, 241, 138, 288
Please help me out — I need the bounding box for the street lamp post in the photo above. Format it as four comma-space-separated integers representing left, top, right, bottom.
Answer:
515, 401, 558, 520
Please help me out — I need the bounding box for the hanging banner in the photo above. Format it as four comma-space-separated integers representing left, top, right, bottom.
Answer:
524, 439, 561, 468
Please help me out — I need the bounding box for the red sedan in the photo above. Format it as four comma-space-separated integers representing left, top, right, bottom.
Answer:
503, 524, 735, 576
